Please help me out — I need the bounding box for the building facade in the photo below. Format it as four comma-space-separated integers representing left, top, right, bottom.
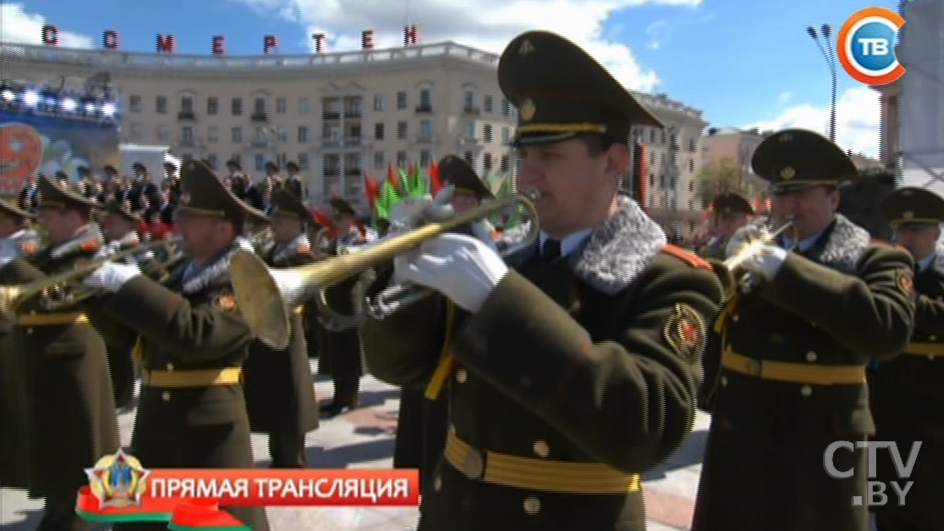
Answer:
629, 92, 707, 237
1, 40, 709, 220
0, 41, 519, 209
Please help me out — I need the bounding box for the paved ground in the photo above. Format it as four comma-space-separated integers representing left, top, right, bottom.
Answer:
0, 360, 713, 530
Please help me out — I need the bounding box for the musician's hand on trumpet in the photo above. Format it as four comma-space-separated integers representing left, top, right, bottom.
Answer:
82, 262, 141, 293
394, 232, 508, 313
733, 244, 788, 283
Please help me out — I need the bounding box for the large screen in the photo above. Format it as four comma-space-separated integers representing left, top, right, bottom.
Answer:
0, 112, 120, 196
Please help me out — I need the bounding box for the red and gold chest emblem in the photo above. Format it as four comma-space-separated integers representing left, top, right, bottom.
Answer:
663, 303, 706, 361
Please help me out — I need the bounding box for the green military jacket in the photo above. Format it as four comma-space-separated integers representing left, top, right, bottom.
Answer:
693, 214, 915, 531
362, 197, 722, 531
871, 245, 944, 523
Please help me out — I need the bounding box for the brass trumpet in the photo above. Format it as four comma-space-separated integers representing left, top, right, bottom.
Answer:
713, 216, 796, 299
229, 189, 542, 350
0, 237, 181, 316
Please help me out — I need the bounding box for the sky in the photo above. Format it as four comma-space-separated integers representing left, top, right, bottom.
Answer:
0, 0, 898, 157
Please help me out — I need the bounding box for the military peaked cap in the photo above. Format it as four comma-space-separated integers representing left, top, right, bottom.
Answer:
37, 174, 99, 211
439, 155, 493, 200
752, 129, 858, 193
711, 193, 753, 216
0, 198, 33, 220
330, 197, 357, 218
102, 200, 140, 223
878, 187, 944, 225
270, 188, 315, 225
498, 30, 662, 146
177, 159, 267, 224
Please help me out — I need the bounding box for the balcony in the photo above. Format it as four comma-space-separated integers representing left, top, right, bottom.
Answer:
250, 113, 268, 123
415, 104, 433, 114
343, 136, 365, 147
322, 111, 341, 120
463, 105, 480, 115
343, 111, 362, 119
324, 169, 340, 177
177, 111, 196, 121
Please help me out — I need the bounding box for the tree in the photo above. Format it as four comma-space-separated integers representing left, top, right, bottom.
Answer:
695, 157, 766, 208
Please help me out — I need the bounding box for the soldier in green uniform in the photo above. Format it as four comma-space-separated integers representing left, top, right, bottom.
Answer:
243, 188, 320, 468
691, 129, 916, 531
0, 198, 40, 490
319, 197, 375, 417
696, 192, 754, 410
0, 176, 121, 531
871, 187, 944, 531
80, 160, 270, 531
360, 30, 722, 531
95, 200, 165, 409
392, 155, 496, 493
698, 192, 754, 260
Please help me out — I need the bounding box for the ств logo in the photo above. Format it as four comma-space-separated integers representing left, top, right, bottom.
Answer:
838, 7, 906, 86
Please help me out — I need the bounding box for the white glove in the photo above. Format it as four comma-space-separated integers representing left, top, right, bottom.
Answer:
83, 262, 142, 293
93, 241, 121, 260
395, 233, 508, 312
740, 245, 788, 282
725, 224, 767, 259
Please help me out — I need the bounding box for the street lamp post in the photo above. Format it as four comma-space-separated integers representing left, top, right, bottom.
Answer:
806, 24, 838, 142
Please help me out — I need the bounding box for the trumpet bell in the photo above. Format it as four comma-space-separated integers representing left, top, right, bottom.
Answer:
0, 285, 23, 316
229, 250, 292, 350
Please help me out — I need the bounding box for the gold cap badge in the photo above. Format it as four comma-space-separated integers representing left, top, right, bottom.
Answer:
520, 99, 536, 121
519, 40, 534, 55
903, 210, 914, 219
780, 166, 795, 180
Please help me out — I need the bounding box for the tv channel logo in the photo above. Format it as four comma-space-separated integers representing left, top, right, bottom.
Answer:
838, 7, 906, 86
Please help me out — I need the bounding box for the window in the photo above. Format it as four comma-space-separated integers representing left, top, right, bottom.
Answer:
322, 97, 341, 119
253, 97, 266, 116
650, 151, 656, 166
374, 123, 385, 141
254, 127, 268, 142
463, 151, 473, 165
206, 153, 218, 169
230, 154, 242, 167
483, 124, 492, 143
128, 95, 141, 113
396, 150, 408, 167
463, 122, 475, 139
373, 94, 385, 112
181, 126, 194, 142
297, 153, 309, 170
688, 180, 695, 192
254, 154, 266, 171
231, 127, 243, 143
276, 153, 288, 167
297, 126, 310, 143
483, 153, 493, 172
275, 97, 287, 114
501, 127, 510, 144
323, 154, 341, 197
419, 149, 431, 167
483, 95, 493, 113
207, 126, 219, 143
206, 96, 218, 115
419, 119, 432, 139
500, 155, 509, 173
688, 159, 695, 173
276, 127, 288, 143
397, 121, 408, 140
688, 138, 697, 152
418, 88, 431, 109
343, 96, 362, 118
180, 96, 193, 114
500, 98, 511, 117
231, 98, 242, 116
322, 124, 341, 141
323, 154, 340, 174
463, 90, 474, 110
373, 151, 385, 170
344, 153, 361, 176
299, 97, 310, 114
396, 91, 407, 110
155, 96, 168, 114
156, 125, 169, 142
